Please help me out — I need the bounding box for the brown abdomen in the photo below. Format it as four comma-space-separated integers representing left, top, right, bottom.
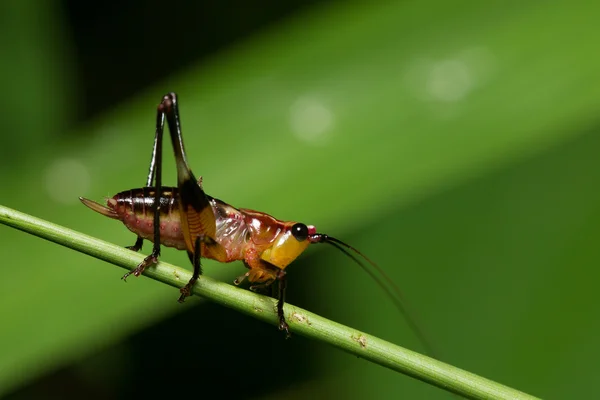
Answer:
110, 187, 187, 250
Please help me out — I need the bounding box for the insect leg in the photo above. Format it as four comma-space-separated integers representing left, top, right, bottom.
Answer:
144, 113, 162, 188
126, 237, 144, 252
158, 93, 226, 301
160, 92, 227, 257
125, 100, 165, 253
277, 270, 291, 338
248, 282, 272, 293
178, 236, 203, 302
122, 98, 166, 280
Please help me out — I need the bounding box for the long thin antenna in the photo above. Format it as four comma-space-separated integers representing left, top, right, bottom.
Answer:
317, 235, 437, 359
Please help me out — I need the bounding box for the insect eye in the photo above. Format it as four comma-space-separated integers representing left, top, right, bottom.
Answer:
291, 223, 309, 242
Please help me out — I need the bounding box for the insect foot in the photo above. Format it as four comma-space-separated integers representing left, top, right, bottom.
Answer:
279, 320, 291, 339
178, 284, 193, 303
122, 254, 158, 281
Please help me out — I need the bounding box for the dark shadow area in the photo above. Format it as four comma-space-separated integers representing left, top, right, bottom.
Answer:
63, 0, 330, 123
5, 296, 322, 399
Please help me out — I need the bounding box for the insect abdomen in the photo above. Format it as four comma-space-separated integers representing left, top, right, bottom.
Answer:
111, 188, 187, 250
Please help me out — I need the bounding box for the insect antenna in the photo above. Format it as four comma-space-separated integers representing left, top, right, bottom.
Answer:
313, 234, 437, 359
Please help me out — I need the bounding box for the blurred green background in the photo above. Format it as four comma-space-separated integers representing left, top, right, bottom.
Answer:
1, 0, 599, 398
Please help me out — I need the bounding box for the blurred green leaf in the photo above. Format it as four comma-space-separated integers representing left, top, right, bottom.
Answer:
2, 1, 600, 398
0, 0, 75, 167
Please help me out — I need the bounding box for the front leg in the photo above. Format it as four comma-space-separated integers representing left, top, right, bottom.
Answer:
276, 270, 290, 338
244, 252, 290, 338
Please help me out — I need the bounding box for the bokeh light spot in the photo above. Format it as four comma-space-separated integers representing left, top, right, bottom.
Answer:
289, 96, 335, 143
427, 59, 472, 102
45, 159, 91, 205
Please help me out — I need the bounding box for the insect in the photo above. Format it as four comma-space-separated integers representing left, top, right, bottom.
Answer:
80, 93, 431, 348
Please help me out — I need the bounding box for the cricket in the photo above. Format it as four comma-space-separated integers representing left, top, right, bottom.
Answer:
80, 93, 430, 351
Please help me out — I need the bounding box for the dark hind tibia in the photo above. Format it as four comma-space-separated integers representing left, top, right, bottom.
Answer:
178, 236, 203, 302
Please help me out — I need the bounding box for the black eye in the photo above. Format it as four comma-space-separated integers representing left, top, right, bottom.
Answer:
291, 223, 309, 242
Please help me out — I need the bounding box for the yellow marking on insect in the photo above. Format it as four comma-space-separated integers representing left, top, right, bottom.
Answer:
253, 307, 263, 313
351, 334, 368, 349
173, 270, 180, 280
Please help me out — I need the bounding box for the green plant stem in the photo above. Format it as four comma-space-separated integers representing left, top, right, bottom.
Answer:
0, 204, 538, 400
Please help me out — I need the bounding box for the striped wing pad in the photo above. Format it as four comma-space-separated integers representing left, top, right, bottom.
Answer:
178, 176, 227, 260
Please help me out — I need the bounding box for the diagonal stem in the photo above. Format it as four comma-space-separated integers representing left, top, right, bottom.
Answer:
0, 204, 539, 400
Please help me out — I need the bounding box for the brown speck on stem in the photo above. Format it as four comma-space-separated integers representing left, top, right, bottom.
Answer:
291, 312, 311, 326
351, 334, 368, 348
